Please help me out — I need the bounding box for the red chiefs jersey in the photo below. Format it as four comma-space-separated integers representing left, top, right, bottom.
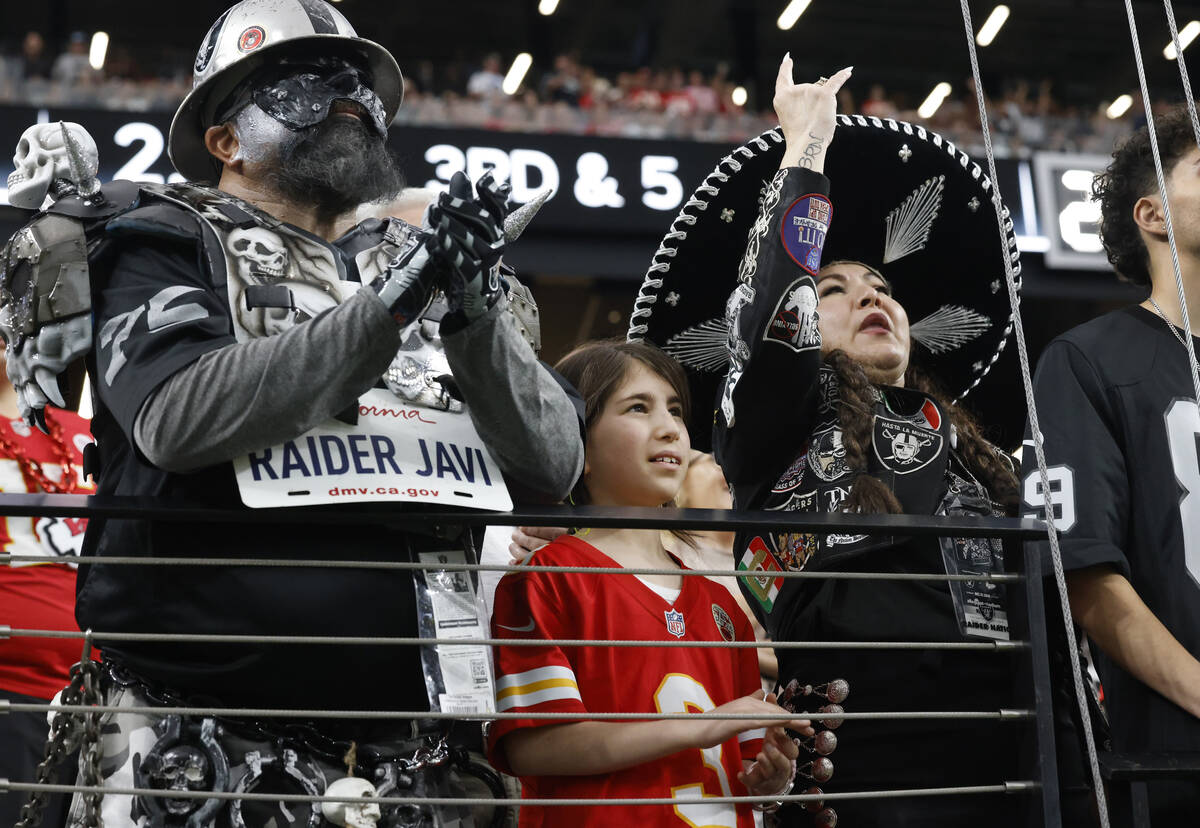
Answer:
0, 408, 95, 699
488, 535, 765, 828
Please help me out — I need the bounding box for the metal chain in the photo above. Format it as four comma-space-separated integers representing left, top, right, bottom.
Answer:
13, 662, 89, 828
78, 661, 104, 827
105, 661, 448, 771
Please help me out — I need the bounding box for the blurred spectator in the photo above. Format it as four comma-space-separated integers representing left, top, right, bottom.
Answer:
540, 53, 581, 106
466, 52, 504, 99
19, 32, 52, 80
861, 83, 898, 118
51, 32, 100, 87
685, 70, 719, 114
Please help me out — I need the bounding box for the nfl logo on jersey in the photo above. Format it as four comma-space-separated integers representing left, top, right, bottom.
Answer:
664, 609, 686, 638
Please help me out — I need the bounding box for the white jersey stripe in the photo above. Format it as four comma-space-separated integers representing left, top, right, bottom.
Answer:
495, 664, 577, 694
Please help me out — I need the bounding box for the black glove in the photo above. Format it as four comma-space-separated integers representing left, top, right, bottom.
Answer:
430, 170, 511, 323
370, 231, 439, 328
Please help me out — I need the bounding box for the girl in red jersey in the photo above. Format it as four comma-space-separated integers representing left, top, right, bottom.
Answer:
487, 340, 809, 827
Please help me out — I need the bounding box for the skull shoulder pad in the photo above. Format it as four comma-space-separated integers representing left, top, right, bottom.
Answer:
1, 211, 91, 343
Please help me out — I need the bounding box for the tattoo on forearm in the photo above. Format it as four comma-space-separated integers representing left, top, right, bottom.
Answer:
798, 131, 825, 169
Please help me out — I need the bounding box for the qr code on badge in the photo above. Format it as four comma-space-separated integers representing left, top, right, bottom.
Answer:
471, 659, 489, 687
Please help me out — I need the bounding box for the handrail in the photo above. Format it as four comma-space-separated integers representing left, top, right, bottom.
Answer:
0, 493, 1049, 538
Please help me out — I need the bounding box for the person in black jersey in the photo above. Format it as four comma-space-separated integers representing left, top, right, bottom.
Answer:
630, 56, 1028, 826
1022, 106, 1200, 823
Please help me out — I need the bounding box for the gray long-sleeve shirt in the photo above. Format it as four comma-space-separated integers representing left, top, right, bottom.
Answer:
134, 288, 583, 500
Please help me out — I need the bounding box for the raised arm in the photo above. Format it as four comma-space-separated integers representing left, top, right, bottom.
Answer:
714, 60, 851, 494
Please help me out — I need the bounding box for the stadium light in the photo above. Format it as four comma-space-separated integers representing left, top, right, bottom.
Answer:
917, 82, 952, 119
89, 32, 109, 71
538, 0, 560, 15
976, 6, 1010, 47
777, 0, 812, 31
503, 53, 533, 96
731, 86, 748, 107
1106, 94, 1133, 119
1164, 20, 1200, 59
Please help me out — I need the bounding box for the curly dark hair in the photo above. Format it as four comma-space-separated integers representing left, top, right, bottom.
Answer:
1094, 106, 1197, 287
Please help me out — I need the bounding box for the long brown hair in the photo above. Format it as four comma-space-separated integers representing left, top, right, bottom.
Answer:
553, 339, 692, 507
823, 348, 1020, 516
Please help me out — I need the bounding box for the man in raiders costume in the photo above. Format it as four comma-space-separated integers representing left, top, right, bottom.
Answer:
0, 1, 583, 826
1022, 107, 1200, 821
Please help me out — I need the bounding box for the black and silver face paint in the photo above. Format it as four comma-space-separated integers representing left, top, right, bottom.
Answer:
217, 56, 388, 137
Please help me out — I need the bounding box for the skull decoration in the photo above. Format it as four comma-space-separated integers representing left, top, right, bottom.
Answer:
7, 122, 99, 209
228, 226, 289, 283
135, 715, 229, 827
147, 745, 212, 815
810, 427, 849, 482
322, 776, 383, 828
384, 319, 464, 412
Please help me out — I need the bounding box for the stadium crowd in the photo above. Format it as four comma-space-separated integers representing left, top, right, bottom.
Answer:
0, 31, 1148, 155
1, 3, 1198, 827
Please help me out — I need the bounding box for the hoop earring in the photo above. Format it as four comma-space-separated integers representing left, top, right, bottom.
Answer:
566, 492, 591, 536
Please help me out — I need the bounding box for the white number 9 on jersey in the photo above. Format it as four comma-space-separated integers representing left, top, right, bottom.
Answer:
1022, 464, 1077, 533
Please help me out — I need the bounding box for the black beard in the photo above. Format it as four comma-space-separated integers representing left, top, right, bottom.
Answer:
265, 117, 405, 217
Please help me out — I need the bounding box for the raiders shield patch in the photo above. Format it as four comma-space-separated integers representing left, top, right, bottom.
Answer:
808, 426, 850, 482
763, 276, 820, 353
712, 604, 736, 642
873, 414, 943, 474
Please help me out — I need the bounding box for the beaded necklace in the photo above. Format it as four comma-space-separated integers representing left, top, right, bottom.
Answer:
0, 412, 83, 494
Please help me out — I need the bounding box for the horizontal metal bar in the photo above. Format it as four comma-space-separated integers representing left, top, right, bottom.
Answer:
7, 702, 1036, 722
8, 629, 1029, 650
0, 553, 1023, 582
0, 493, 1050, 538
0, 779, 1038, 806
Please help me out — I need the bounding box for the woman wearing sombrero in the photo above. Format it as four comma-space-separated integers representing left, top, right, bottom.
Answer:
629, 57, 1025, 825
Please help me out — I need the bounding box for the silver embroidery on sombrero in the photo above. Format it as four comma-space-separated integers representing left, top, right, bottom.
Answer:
883, 175, 945, 264
627, 117, 1024, 404
663, 318, 731, 372
910, 305, 992, 354
721, 168, 789, 425
626, 130, 783, 341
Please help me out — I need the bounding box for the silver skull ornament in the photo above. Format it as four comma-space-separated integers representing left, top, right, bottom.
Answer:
7, 122, 99, 209
384, 319, 464, 412
321, 776, 382, 828
153, 745, 211, 815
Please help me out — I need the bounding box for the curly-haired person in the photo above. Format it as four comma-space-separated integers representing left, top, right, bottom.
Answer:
1022, 105, 1200, 822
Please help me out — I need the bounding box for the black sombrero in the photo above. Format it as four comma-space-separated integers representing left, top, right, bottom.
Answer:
627, 115, 1021, 450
